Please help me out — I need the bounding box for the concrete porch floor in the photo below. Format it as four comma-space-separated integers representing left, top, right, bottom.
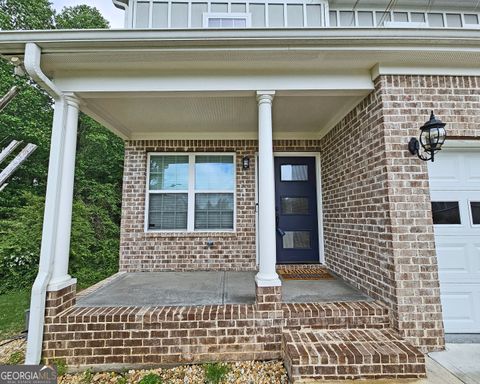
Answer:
77, 271, 372, 307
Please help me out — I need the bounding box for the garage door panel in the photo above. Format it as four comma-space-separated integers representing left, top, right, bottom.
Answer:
428, 148, 480, 334
440, 286, 480, 333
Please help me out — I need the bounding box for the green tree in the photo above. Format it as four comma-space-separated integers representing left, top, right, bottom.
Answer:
0, 2, 124, 293
55, 5, 110, 29
0, 0, 55, 30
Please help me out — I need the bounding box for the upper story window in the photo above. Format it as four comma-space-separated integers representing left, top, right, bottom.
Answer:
204, 12, 251, 28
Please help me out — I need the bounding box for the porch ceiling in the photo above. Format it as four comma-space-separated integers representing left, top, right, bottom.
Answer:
79, 92, 364, 140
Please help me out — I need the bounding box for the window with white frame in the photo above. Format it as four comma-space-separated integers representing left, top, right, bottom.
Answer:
147, 154, 235, 231
203, 12, 251, 28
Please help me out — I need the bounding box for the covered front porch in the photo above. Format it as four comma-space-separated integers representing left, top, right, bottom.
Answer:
76, 270, 372, 307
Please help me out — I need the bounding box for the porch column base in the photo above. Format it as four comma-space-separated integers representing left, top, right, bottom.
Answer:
255, 282, 282, 311
47, 276, 77, 292
45, 282, 77, 318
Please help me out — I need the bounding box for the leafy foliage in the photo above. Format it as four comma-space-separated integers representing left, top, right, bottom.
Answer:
0, 1, 124, 295
55, 5, 110, 29
203, 363, 230, 384
138, 373, 163, 384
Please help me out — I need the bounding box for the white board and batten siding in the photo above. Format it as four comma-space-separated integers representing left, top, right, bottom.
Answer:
128, 0, 329, 28
428, 147, 480, 333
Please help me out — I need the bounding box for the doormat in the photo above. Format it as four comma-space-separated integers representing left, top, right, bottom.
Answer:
277, 267, 335, 280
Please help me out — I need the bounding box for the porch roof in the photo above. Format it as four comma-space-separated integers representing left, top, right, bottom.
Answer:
1, 28, 480, 140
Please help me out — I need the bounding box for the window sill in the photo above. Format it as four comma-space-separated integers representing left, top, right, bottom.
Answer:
144, 231, 237, 238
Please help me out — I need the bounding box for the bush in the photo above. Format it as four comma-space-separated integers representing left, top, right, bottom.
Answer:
203, 363, 230, 384
138, 373, 162, 384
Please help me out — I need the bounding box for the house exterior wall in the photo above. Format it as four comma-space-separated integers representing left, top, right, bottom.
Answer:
321, 74, 480, 352
120, 139, 321, 272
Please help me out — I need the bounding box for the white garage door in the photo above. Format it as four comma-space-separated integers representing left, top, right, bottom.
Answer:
428, 148, 480, 333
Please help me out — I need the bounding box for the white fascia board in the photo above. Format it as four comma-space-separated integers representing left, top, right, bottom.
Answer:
372, 63, 480, 79
1, 28, 480, 55
54, 73, 374, 93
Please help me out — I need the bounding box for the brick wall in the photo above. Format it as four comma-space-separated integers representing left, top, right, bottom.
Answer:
321, 75, 480, 352
42, 284, 389, 370
120, 139, 320, 272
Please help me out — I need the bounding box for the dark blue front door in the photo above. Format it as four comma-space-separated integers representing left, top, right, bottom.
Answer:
275, 157, 319, 264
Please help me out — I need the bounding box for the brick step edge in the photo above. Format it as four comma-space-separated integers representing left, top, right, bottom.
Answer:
283, 301, 391, 330
283, 328, 426, 382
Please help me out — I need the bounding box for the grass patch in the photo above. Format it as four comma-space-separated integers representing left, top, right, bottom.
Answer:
0, 290, 30, 340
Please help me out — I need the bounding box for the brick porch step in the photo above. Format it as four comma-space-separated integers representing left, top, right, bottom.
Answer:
283, 301, 390, 330
283, 328, 426, 382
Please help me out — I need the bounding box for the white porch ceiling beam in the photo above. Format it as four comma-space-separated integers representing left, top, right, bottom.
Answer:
55, 73, 374, 94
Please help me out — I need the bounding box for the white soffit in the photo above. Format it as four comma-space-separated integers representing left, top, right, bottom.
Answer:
80, 93, 364, 140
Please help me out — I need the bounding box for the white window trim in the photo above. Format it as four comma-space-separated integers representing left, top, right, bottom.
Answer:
203, 12, 252, 28
145, 152, 237, 233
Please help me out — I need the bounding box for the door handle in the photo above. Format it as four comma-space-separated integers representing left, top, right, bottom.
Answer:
275, 207, 286, 237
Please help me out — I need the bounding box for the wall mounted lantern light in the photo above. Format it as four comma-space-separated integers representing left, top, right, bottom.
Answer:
242, 156, 250, 170
408, 111, 447, 162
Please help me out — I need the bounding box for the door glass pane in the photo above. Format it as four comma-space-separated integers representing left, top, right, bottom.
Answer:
135, 1, 150, 28
195, 193, 234, 230
191, 3, 208, 27
281, 197, 309, 215
149, 193, 188, 230
211, 2, 228, 12
281, 164, 308, 181
283, 231, 310, 249
431, 202, 461, 225
150, 155, 189, 190
376, 11, 391, 26
231, 3, 246, 12
152, 2, 168, 28
195, 155, 234, 190
471, 202, 480, 225
329, 11, 337, 26
171, 2, 188, 27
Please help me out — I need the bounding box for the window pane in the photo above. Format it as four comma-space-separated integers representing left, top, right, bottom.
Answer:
195, 193, 234, 230
208, 18, 221, 27
283, 231, 310, 249
471, 202, 480, 225
281, 197, 309, 215
195, 155, 234, 190
429, 13, 444, 27
233, 18, 247, 27
446, 13, 462, 27
150, 155, 189, 191
411, 12, 426, 23
221, 18, 234, 27
339, 11, 355, 26
464, 14, 479, 25
432, 202, 461, 225
149, 194, 188, 230
281, 164, 308, 181
358, 11, 373, 26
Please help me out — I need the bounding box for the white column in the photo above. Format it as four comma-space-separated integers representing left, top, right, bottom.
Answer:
47, 95, 80, 291
255, 91, 281, 287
